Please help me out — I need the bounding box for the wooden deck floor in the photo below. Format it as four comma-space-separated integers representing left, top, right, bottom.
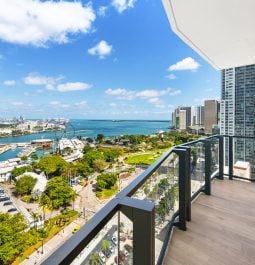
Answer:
164, 179, 255, 265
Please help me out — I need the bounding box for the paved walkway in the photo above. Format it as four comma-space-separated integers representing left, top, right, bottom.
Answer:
21, 167, 145, 264
21, 217, 86, 265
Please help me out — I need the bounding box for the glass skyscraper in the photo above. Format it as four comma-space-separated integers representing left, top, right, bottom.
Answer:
221, 64, 255, 176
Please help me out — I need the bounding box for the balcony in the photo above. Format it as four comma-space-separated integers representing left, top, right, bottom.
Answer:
41, 135, 255, 265
164, 179, 255, 265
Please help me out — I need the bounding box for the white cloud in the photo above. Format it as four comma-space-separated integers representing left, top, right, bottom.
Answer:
169, 89, 181, 96
74, 101, 87, 108
165, 73, 176, 80
136, 89, 166, 98
136, 88, 181, 98
105, 87, 181, 101
0, 0, 96, 47
12, 101, 24, 106
168, 57, 200, 71
23, 72, 61, 89
57, 82, 92, 92
148, 97, 161, 104
3, 80, 16, 86
50, 101, 70, 108
88, 40, 112, 59
112, 0, 136, 13
98, 6, 108, 17
147, 98, 166, 108
24, 72, 91, 93
110, 102, 117, 107
105, 88, 133, 97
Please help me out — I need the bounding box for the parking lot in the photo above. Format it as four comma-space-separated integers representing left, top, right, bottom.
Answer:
81, 225, 133, 265
71, 213, 133, 265
0, 187, 17, 214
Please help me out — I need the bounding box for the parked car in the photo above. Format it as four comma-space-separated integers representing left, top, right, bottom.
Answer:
99, 251, 106, 263
109, 245, 115, 254
111, 236, 118, 246
123, 249, 129, 257
105, 249, 111, 259
124, 244, 133, 253
0, 196, 10, 201
72, 224, 80, 234
7, 208, 17, 212
3, 201, 12, 206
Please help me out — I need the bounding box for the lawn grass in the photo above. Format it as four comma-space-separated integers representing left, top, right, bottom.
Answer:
125, 153, 161, 165
96, 185, 118, 200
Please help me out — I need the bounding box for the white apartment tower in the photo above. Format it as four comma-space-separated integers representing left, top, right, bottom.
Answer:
221, 65, 255, 173
194, 105, 204, 126
220, 68, 235, 135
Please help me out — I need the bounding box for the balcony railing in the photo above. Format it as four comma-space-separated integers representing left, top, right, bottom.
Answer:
41, 135, 254, 265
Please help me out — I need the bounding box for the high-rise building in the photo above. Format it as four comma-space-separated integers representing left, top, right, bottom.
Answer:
204, 100, 219, 134
194, 105, 204, 126
180, 107, 191, 128
172, 106, 191, 131
179, 110, 186, 131
221, 64, 255, 173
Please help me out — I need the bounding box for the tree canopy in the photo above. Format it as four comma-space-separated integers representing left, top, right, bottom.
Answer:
11, 166, 33, 177
14, 175, 37, 196
74, 161, 92, 178
96, 173, 117, 191
36, 155, 68, 177
0, 213, 38, 264
45, 176, 75, 209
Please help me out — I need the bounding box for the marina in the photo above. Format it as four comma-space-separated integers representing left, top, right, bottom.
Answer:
0, 119, 170, 162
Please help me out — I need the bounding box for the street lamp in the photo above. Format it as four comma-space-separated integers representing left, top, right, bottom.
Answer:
41, 238, 44, 254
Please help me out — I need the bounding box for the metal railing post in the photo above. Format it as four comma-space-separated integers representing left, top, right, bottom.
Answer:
228, 136, 233, 180
173, 148, 188, 230
218, 136, 224, 180
120, 197, 155, 265
184, 147, 191, 221
204, 140, 211, 195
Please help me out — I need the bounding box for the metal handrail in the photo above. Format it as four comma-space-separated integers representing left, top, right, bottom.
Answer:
41, 134, 254, 265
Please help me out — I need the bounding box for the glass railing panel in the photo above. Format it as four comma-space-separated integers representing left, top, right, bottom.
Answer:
224, 137, 229, 175
233, 137, 255, 180
119, 212, 133, 265
72, 211, 133, 265
190, 142, 205, 195
131, 152, 179, 264
210, 137, 219, 176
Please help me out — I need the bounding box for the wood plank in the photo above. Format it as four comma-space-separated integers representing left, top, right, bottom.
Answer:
164, 179, 255, 265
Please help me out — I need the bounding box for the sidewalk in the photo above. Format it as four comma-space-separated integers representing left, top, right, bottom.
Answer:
21, 217, 86, 265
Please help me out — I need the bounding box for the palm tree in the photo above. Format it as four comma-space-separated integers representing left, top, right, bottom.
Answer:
101, 239, 110, 255
39, 193, 52, 220
90, 252, 100, 265
31, 212, 39, 230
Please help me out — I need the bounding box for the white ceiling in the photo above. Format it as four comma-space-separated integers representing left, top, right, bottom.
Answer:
162, 0, 255, 70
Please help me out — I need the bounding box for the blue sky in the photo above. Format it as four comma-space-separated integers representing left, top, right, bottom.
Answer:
0, 0, 220, 120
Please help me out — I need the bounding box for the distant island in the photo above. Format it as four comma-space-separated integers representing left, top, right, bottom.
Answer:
0, 117, 68, 138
